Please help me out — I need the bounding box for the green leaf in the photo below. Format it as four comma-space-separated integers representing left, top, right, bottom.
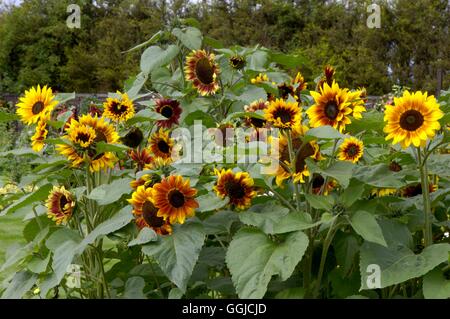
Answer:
423, 267, 450, 299
203, 210, 239, 235
269, 51, 307, 69
196, 193, 229, 212
0, 110, 19, 122
247, 50, 268, 71
168, 287, 184, 299
123, 30, 164, 53
141, 219, 205, 292
340, 179, 366, 207
304, 193, 334, 211
87, 177, 132, 205
172, 27, 202, 50
0, 147, 39, 157
27, 254, 51, 274
350, 211, 387, 247
304, 125, 345, 141
95, 141, 129, 154
1, 183, 52, 216
128, 227, 158, 247
360, 242, 450, 290
126, 108, 166, 125
123, 277, 146, 299
126, 72, 148, 100
226, 228, 308, 298
275, 287, 305, 299
308, 160, 354, 188
353, 164, 409, 188
334, 232, 360, 275
235, 86, 267, 104
54, 92, 75, 105
140, 45, 180, 74
1, 271, 37, 299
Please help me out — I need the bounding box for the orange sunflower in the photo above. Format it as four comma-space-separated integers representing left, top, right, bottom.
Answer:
185, 50, 220, 96
148, 129, 175, 160
214, 169, 256, 210
154, 98, 182, 128
128, 186, 172, 235
31, 118, 49, 152
152, 175, 199, 224
338, 137, 364, 163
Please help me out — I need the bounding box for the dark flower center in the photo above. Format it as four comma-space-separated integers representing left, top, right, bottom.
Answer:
142, 200, 164, 227
389, 161, 402, 172
110, 101, 126, 115
225, 181, 246, 199
195, 57, 214, 84
157, 140, 170, 154
59, 195, 68, 212
278, 84, 294, 99
312, 174, 325, 189
122, 127, 143, 148
273, 108, 292, 124
295, 142, 315, 173
160, 105, 174, 118
230, 56, 245, 69
94, 131, 107, 143
399, 110, 424, 131
250, 117, 266, 128
77, 132, 92, 144
324, 101, 339, 120
168, 190, 185, 208
346, 144, 359, 157
32, 101, 44, 115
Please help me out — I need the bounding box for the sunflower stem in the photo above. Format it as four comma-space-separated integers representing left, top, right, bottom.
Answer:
286, 131, 302, 210
319, 139, 338, 195
418, 148, 433, 247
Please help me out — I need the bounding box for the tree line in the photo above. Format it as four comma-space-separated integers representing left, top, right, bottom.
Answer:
0, 0, 448, 95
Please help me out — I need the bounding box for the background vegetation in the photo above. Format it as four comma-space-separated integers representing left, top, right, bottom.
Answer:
0, 0, 449, 96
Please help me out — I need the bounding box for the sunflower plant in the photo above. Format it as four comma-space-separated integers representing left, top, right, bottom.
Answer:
0, 24, 449, 299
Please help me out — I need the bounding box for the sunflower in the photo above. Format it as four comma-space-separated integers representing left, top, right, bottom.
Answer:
317, 65, 335, 91
31, 119, 48, 152
129, 147, 153, 171
103, 91, 135, 123
371, 188, 397, 197
185, 50, 220, 96
121, 127, 144, 148
401, 182, 438, 198
229, 55, 246, 70
311, 174, 337, 195
251, 73, 269, 84
144, 156, 173, 171
292, 72, 307, 101
149, 129, 175, 160
16, 85, 58, 125
152, 175, 199, 224
265, 125, 323, 187
214, 169, 256, 210
338, 137, 364, 163
128, 186, 172, 235
67, 124, 97, 148
264, 98, 301, 129
46, 186, 75, 225
154, 98, 182, 128
130, 173, 161, 190
384, 91, 443, 148
307, 81, 361, 132
244, 99, 269, 128
57, 115, 119, 172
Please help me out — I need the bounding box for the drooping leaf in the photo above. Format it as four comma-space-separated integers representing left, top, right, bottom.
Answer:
350, 210, 387, 247
1, 271, 37, 299
128, 227, 158, 247
0, 183, 53, 216
140, 45, 180, 74
423, 267, 450, 299
226, 228, 308, 298
87, 177, 133, 206
172, 27, 202, 50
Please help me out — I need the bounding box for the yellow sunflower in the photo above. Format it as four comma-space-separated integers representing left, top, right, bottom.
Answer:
130, 173, 161, 190
128, 186, 172, 235
244, 99, 269, 128
384, 91, 443, 148
251, 73, 269, 84
103, 91, 135, 123
67, 124, 97, 148
338, 137, 364, 163
46, 186, 75, 225
16, 85, 58, 125
213, 169, 256, 210
31, 119, 48, 152
307, 81, 364, 132
57, 115, 119, 172
152, 175, 199, 224
264, 98, 301, 129
265, 125, 323, 187
371, 188, 397, 197
185, 50, 220, 96
149, 129, 175, 160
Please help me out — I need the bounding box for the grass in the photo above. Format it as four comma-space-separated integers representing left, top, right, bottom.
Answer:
0, 213, 25, 281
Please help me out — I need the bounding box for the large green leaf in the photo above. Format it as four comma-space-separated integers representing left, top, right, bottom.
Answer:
226, 228, 308, 298
87, 177, 133, 205
308, 159, 354, 188
423, 267, 450, 299
141, 219, 205, 292
140, 45, 180, 74
0, 183, 52, 216
1, 271, 38, 299
305, 125, 345, 141
304, 193, 334, 211
0, 110, 19, 122
128, 228, 158, 247
353, 164, 408, 188
172, 27, 202, 50
196, 193, 229, 212
360, 242, 450, 290
350, 210, 387, 247
203, 210, 239, 235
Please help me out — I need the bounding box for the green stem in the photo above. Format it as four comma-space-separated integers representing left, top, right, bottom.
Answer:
418, 148, 433, 247
268, 184, 296, 212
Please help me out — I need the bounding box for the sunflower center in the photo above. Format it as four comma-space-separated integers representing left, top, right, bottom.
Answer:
157, 140, 170, 154
250, 117, 266, 128
168, 190, 185, 208
160, 105, 174, 118
142, 200, 165, 228
110, 101, 125, 115
312, 174, 325, 189
195, 57, 214, 84
32, 101, 45, 115
295, 142, 315, 173
324, 101, 339, 120
399, 110, 424, 131
225, 181, 246, 199
346, 145, 359, 157
273, 109, 292, 124
94, 131, 107, 143
59, 195, 68, 212
77, 132, 92, 144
